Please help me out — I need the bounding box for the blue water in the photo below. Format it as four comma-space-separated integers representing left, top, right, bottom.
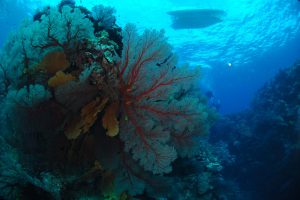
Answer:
206, 34, 300, 113
0, 0, 300, 200
2, 0, 300, 114
0, 0, 300, 113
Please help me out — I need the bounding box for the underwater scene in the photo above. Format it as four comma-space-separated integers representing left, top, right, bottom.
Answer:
0, 0, 300, 199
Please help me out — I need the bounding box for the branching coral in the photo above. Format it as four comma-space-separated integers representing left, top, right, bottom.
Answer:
0, 1, 216, 199
30, 6, 94, 54
116, 24, 203, 174
92, 5, 116, 29
0, 4, 96, 91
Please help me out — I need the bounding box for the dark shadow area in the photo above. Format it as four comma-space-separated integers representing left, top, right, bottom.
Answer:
210, 61, 300, 199
167, 9, 226, 29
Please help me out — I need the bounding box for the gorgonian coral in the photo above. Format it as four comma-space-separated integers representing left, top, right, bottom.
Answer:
0, 1, 216, 199
116, 24, 207, 174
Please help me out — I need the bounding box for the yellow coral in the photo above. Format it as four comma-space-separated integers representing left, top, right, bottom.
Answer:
65, 97, 108, 140
81, 97, 108, 133
64, 116, 83, 140
48, 71, 75, 88
102, 102, 119, 137
39, 51, 70, 74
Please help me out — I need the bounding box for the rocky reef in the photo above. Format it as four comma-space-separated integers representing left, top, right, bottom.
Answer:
211, 62, 300, 200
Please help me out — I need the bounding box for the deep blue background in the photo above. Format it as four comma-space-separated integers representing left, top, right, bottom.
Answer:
203, 34, 300, 114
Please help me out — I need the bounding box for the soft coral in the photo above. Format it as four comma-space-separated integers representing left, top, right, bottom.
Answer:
116, 24, 196, 174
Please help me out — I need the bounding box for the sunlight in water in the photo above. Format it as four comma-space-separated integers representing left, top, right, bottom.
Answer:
3, 0, 300, 67
61, 0, 300, 68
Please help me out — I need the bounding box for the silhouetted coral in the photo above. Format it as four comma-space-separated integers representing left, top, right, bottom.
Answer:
211, 61, 300, 200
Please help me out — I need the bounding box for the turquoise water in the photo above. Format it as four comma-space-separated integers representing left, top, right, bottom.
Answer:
2, 0, 300, 113
3, 0, 300, 66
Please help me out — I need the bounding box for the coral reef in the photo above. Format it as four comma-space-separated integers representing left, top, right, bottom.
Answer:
0, 1, 220, 199
210, 62, 300, 200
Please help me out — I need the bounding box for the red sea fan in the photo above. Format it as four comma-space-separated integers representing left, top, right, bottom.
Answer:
116, 24, 196, 174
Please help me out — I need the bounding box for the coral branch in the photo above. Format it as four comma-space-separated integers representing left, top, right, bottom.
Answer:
117, 24, 199, 174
